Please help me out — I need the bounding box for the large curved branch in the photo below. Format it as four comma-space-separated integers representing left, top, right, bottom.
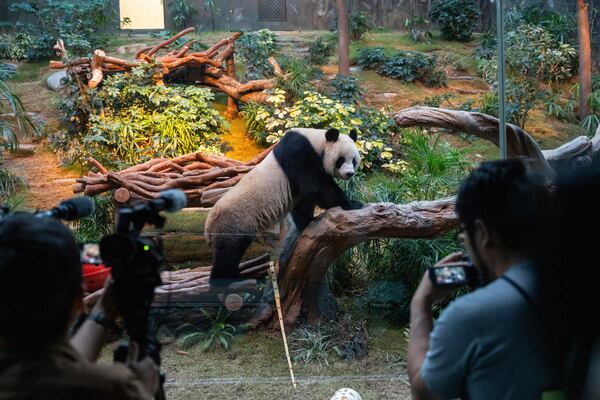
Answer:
278, 198, 458, 325
394, 107, 554, 175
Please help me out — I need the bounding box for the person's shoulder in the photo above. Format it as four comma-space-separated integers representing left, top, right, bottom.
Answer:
442, 278, 516, 320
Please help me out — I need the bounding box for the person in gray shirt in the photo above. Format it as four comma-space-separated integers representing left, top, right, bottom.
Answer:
407, 160, 556, 400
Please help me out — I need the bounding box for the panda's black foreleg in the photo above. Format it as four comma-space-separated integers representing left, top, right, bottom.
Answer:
209, 235, 255, 287
291, 200, 316, 231
317, 179, 363, 210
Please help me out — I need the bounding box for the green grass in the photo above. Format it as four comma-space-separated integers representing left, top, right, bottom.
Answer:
8, 61, 48, 83
350, 31, 479, 63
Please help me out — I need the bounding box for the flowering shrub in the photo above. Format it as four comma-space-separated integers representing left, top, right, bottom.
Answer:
242, 90, 400, 170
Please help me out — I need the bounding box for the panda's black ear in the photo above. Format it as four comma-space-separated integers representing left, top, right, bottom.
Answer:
349, 129, 358, 142
325, 128, 339, 142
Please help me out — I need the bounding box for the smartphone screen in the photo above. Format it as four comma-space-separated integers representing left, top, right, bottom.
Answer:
429, 262, 470, 287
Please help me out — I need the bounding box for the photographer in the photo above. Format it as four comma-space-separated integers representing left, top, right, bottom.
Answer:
407, 160, 554, 399
0, 213, 159, 399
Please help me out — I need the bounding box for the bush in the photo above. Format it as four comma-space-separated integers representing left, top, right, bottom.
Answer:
329, 74, 363, 104
276, 56, 320, 102
405, 16, 432, 43
357, 47, 387, 69
0, 33, 32, 60
58, 65, 225, 168
505, 24, 577, 83
475, 30, 496, 60
73, 195, 114, 243
306, 36, 335, 66
378, 51, 447, 87
479, 79, 539, 129
0, 167, 27, 202
429, 0, 479, 42
169, 0, 198, 30
241, 90, 399, 170
506, 2, 576, 43
10, 0, 116, 58
350, 11, 373, 41
236, 29, 277, 80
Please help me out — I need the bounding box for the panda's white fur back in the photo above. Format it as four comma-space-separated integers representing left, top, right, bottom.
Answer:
205, 151, 293, 239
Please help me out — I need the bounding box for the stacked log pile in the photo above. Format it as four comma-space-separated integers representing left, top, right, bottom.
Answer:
50, 28, 287, 116
73, 146, 273, 206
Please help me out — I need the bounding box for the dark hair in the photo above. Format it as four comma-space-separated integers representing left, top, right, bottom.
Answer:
0, 214, 81, 347
455, 159, 548, 253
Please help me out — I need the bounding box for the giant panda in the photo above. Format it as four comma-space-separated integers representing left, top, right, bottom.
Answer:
205, 127, 363, 285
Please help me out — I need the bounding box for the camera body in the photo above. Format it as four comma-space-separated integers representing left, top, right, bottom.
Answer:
429, 258, 479, 288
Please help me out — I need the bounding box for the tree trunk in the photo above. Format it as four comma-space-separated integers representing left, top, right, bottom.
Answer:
336, 0, 350, 76
578, 0, 593, 119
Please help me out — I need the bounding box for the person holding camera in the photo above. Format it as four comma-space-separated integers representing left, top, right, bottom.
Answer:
407, 160, 556, 399
0, 213, 159, 399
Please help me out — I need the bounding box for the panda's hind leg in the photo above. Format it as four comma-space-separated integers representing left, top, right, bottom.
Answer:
209, 234, 255, 287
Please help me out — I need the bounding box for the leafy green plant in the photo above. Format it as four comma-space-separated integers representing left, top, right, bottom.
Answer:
202, 0, 220, 31
236, 29, 277, 80
349, 11, 373, 41
0, 63, 16, 81
58, 65, 225, 168
177, 308, 236, 351
0, 33, 32, 60
169, 0, 198, 30
305, 36, 335, 66
290, 327, 332, 366
10, 0, 116, 58
542, 90, 575, 122
0, 79, 38, 154
479, 79, 539, 129
357, 47, 387, 70
0, 167, 27, 202
429, 0, 479, 42
399, 129, 471, 200
276, 57, 320, 102
73, 195, 114, 243
378, 51, 447, 87
475, 30, 496, 60
242, 90, 399, 170
329, 74, 363, 104
412, 93, 454, 108
405, 16, 432, 43
505, 24, 577, 83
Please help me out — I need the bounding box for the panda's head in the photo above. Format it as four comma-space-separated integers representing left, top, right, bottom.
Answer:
323, 128, 360, 180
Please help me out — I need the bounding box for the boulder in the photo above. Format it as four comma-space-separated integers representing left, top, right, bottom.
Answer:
46, 70, 68, 91
116, 43, 148, 55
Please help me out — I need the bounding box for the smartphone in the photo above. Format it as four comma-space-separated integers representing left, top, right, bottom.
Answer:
81, 243, 102, 265
429, 261, 474, 288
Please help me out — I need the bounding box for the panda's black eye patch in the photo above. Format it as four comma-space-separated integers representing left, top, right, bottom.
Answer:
336, 157, 345, 169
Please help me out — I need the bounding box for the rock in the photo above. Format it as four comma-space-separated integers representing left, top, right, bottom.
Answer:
46, 70, 68, 91
3, 63, 17, 71
116, 43, 148, 55
383, 92, 398, 98
349, 66, 363, 72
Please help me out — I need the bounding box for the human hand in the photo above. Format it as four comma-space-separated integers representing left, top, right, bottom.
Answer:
412, 252, 465, 307
126, 341, 160, 397
91, 276, 118, 323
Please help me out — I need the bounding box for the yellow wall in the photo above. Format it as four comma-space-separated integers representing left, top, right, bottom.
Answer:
119, 0, 165, 29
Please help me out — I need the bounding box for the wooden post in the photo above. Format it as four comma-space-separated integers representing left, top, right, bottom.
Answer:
336, 0, 350, 76
577, 0, 593, 119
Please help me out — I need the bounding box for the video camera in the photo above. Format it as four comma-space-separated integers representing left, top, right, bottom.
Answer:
1, 190, 187, 400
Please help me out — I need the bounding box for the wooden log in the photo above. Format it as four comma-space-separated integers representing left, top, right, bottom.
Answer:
277, 198, 458, 325
146, 27, 195, 57
113, 188, 131, 203
89, 50, 105, 89
88, 157, 109, 174
393, 106, 554, 175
